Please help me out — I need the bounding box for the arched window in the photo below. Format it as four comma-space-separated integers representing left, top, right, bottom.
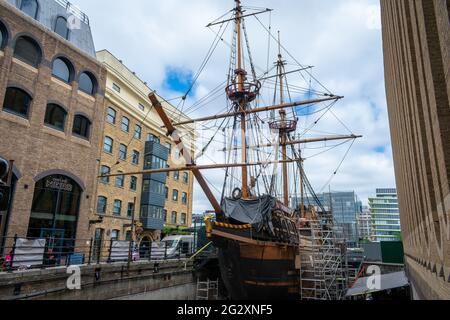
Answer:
28, 174, 82, 242
54, 16, 69, 40
14, 36, 41, 67
97, 196, 107, 214
52, 58, 73, 83
106, 107, 116, 124
20, 0, 39, 19
0, 22, 7, 49
78, 72, 96, 95
2, 87, 32, 117
72, 114, 91, 139
44, 103, 67, 131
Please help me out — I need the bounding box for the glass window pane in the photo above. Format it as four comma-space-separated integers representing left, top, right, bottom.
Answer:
2, 87, 32, 117
121, 117, 129, 132
20, 0, 38, 19
107, 108, 116, 124
44, 104, 66, 131
100, 166, 110, 184
54, 17, 69, 39
14, 36, 40, 67
52, 58, 71, 82
73, 115, 90, 138
103, 137, 113, 153
79, 73, 94, 95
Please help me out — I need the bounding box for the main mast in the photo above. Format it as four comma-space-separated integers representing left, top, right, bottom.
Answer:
235, 0, 249, 199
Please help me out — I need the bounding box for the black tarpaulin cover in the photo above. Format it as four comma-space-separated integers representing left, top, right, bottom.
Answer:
222, 195, 276, 232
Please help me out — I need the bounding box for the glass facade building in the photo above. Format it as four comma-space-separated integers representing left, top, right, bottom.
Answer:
292, 191, 361, 247
368, 188, 401, 242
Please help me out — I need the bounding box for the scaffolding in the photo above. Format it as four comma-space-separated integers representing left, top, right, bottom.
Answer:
298, 213, 350, 300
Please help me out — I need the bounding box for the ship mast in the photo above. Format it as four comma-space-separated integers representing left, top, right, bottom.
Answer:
235, 0, 249, 199
276, 32, 290, 206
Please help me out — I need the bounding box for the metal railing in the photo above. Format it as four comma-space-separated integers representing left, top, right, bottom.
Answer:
0, 235, 196, 272
54, 0, 90, 25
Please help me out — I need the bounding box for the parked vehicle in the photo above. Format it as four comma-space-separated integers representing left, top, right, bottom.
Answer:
150, 235, 194, 260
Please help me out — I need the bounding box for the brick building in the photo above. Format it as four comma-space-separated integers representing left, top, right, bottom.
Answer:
380, 0, 450, 299
0, 0, 106, 251
93, 50, 195, 246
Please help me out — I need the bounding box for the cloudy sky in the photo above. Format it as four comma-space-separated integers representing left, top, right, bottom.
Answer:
72, 0, 396, 211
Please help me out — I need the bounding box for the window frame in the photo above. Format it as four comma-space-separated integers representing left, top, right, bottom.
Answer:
118, 144, 127, 161
2, 87, 32, 118
103, 136, 114, 154
54, 16, 69, 40
134, 125, 142, 139
72, 114, 91, 139
121, 116, 130, 133
106, 107, 116, 124
44, 103, 67, 131
78, 71, 96, 96
113, 200, 122, 216
13, 35, 42, 68
132, 150, 140, 165
130, 176, 138, 191
20, 0, 39, 19
115, 172, 125, 188
100, 166, 111, 184
172, 189, 179, 202
51, 57, 73, 83
97, 196, 107, 215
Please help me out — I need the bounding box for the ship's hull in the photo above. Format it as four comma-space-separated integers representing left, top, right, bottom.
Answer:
210, 225, 299, 300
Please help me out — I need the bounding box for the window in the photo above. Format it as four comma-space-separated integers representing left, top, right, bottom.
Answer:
125, 231, 132, 241
183, 173, 189, 184
2, 87, 32, 117
127, 203, 134, 218
112, 83, 121, 93
181, 213, 187, 225
171, 212, 177, 225
119, 144, 127, 161
115, 173, 124, 188
111, 230, 119, 241
0, 23, 6, 49
113, 200, 122, 216
134, 125, 142, 139
44, 104, 66, 131
182, 192, 188, 205
52, 58, 73, 82
173, 171, 180, 181
54, 16, 69, 39
140, 205, 164, 220
163, 210, 167, 222
79, 72, 96, 95
121, 117, 130, 132
142, 180, 165, 195
100, 166, 110, 184
132, 150, 140, 165
165, 143, 172, 154
20, 0, 39, 19
130, 176, 137, 191
138, 103, 145, 111
14, 36, 41, 67
146, 134, 160, 144
103, 136, 113, 153
72, 115, 91, 139
144, 155, 167, 169
165, 187, 169, 199
106, 107, 116, 124
97, 196, 107, 214
172, 190, 179, 202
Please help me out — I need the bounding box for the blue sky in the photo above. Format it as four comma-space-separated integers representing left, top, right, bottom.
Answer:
72, 0, 396, 210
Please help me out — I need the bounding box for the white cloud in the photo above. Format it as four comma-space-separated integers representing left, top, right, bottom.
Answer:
73, 0, 396, 209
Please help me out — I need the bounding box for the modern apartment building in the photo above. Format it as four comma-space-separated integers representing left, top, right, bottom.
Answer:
93, 50, 195, 245
368, 189, 401, 242
0, 0, 106, 252
381, 0, 450, 299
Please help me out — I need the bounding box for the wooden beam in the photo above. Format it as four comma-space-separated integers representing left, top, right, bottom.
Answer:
172, 95, 343, 126
148, 93, 223, 215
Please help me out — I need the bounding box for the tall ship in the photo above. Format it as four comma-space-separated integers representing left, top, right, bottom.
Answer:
110, 0, 362, 300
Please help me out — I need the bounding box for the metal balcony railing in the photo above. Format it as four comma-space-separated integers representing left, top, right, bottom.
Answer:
54, 0, 90, 25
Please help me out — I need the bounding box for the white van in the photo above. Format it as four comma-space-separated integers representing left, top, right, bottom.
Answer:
151, 235, 194, 260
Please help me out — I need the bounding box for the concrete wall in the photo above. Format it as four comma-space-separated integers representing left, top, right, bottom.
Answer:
0, 260, 195, 300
